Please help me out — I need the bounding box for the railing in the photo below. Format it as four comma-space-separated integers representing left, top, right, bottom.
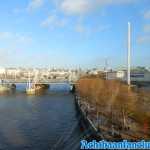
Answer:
2, 79, 76, 84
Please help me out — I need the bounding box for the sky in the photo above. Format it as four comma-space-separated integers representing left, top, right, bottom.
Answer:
0, 0, 150, 69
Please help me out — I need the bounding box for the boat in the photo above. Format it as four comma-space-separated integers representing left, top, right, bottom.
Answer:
26, 72, 36, 95
70, 84, 76, 93
0, 80, 16, 93
0, 84, 10, 92
35, 83, 49, 90
26, 72, 49, 95
26, 87, 36, 95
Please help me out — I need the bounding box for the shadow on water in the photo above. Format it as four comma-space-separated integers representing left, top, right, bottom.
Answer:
0, 83, 84, 150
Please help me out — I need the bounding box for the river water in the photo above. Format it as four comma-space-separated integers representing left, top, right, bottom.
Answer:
0, 83, 83, 150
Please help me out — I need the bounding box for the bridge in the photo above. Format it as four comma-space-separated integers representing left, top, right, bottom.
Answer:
2, 79, 76, 85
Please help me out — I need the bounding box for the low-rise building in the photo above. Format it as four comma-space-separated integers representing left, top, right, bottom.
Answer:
107, 70, 150, 82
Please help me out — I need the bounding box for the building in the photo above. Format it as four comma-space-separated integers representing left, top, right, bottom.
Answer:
107, 70, 126, 80
107, 70, 150, 83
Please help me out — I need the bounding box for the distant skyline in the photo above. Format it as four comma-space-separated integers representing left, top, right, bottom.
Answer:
0, 0, 150, 69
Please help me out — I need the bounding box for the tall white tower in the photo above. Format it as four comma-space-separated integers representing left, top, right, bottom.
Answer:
127, 22, 131, 85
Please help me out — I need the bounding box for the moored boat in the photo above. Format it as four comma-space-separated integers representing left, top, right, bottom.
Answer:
26, 72, 49, 95
0, 85, 10, 92
70, 84, 75, 93
0, 80, 16, 93
26, 87, 36, 95
35, 84, 49, 90
26, 72, 35, 95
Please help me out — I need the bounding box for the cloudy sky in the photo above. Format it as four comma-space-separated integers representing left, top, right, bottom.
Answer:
0, 0, 150, 68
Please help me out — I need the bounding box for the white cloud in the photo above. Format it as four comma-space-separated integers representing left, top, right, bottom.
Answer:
144, 10, 150, 19
41, 14, 67, 29
27, 0, 44, 12
0, 32, 32, 44
75, 23, 111, 34
61, 0, 93, 15
137, 35, 150, 44
144, 24, 150, 32
40, 0, 135, 31
58, 0, 136, 15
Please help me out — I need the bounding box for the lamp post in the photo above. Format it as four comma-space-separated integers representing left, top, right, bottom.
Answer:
127, 22, 131, 86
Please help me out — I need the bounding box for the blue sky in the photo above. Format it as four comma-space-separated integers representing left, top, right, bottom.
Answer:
0, 0, 150, 69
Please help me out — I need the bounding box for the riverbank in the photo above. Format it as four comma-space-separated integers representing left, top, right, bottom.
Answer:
75, 77, 150, 140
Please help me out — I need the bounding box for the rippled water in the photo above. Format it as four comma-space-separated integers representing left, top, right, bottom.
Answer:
0, 83, 83, 150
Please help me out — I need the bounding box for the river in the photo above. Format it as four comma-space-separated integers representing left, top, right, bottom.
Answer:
0, 83, 83, 150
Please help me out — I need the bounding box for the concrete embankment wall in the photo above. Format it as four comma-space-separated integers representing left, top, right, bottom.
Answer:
74, 95, 102, 139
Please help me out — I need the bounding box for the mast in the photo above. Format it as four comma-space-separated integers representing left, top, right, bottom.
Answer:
28, 72, 31, 89
127, 22, 131, 86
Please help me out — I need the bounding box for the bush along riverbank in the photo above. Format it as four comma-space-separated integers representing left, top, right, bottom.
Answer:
75, 76, 150, 140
